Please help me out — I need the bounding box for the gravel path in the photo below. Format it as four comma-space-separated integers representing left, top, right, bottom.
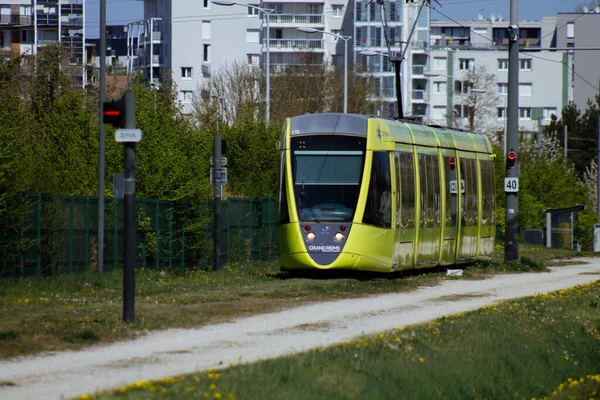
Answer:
2, 259, 600, 400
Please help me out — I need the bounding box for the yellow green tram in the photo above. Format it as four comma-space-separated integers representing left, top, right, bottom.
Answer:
277, 113, 495, 273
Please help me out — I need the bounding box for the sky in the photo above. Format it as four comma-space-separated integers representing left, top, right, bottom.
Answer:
85, 0, 587, 39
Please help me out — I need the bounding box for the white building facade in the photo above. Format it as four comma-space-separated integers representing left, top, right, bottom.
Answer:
427, 17, 567, 133
130, 0, 354, 114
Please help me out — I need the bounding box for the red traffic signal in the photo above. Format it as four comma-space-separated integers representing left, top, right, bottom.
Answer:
103, 98, 125, 128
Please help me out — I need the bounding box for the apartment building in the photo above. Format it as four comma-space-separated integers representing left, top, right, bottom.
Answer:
427, 15, 574, 133
555, 11, 600, 112
130, 0, 353, 115
0, 0, 85, 82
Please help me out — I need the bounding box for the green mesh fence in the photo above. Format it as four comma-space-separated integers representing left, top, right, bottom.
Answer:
1, 194, 278, 277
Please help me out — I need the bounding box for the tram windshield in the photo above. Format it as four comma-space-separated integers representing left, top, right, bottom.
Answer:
291, 136, 365, 222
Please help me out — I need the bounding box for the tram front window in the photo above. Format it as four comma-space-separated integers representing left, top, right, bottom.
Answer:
293, 151, 363, 222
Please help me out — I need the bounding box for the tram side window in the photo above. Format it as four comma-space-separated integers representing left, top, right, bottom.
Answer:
363, 152, 392, 228
460, 158, 478, 226
444, 156, 457, 227
418, 154, 441, 229
480, 160, 495, 226
278, 152, 290, 224
398, 152, 415, 229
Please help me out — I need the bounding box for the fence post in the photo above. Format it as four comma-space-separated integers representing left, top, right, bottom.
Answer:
154, 200, 159, 268
168, 206, 173, 268
36, 194, 42, 276
142, 198, 146, 268
84, 197, 90, 269
69, 196, 74, 273
114, 199, 119, 269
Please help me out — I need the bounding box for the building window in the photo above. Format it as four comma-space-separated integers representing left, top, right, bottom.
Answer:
497, 58, 508, 71
332, 4, 344, 17
181, 67, 192, 79
203, 44, 211, 62
246, 29, 260, 43
519, 107, 531, 119
520, 59, 532, 70
497, 107, 506, 118
543, 107, 557, 120
247, 53, 260, 65
519, 83, 532, 96
459, 58, 474, 70
434, 81, 446, 94
248, 4, 259, 16
497, 83, 508, 94
203, 0, 210, 8
433, 57, 446, 70
566, 22, 575, 38
202, 21, 211, 40
181, 90, 193, 104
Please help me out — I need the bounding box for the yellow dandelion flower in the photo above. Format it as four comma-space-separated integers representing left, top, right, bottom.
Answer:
215, 393, 222, 399
210, 384, 217, 391
79, 395, 90, 400
419, 357, 425, 363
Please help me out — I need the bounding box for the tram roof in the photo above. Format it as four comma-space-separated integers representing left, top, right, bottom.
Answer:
287, 113, 492, 154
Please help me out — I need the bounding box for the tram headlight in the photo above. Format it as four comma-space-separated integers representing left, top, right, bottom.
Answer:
334, 232, 345, 242
306, 232, 316, 241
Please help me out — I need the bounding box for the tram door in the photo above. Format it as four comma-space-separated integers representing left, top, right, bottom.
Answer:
416, 152, 441, 266
441, 153, 459, 265
393, 151, 416, 269
457, 157, 478, 260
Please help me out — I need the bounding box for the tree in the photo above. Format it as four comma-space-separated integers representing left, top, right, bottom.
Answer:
192, 55, 373, 198
460, 66, 501, 139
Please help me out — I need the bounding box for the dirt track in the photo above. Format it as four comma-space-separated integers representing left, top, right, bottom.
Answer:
1, 259, 600, 400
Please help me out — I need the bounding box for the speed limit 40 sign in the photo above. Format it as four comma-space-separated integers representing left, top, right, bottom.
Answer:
504, 177, 519, 192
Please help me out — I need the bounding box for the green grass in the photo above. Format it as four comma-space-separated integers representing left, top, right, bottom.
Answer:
0, 244, 592, 358
86, 280, 600, 400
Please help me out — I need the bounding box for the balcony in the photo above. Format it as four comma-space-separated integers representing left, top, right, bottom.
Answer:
270, 14, 323, 26
412, 65, 426, 75
268, 39, 324, 51
151, 54, 164, 66
411, 90, 429, 102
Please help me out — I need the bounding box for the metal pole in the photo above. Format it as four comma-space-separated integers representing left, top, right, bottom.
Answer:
597, 116, 600, 220
505, 0, 519, 262
343, 38, 348, 113
123, 91, 136, 322
503, 97, 507, 156
564, 125, 568, 159
460, 84, 463, 129
537, 116, 542, 157
265, 11, 270, 126
97, 0, 107, 273
213, 131, 222, 271
394, 59, 403, 119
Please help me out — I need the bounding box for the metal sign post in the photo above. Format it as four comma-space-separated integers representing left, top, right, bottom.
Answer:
120, 92, 139, 322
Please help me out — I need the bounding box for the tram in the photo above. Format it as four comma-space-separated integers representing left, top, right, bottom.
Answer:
277, 113, 495, 273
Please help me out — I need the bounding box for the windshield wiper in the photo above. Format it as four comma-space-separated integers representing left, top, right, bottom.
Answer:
299, 176, 321, 224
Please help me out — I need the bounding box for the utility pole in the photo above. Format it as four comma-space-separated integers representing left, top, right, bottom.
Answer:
122, 92, 137, 322
564, 125, 568, 159
97, 0, 107, 272
504, 0, 519, 262
537, 116, 542, 157
597, 116, 600, 219
384, 0, 427, 120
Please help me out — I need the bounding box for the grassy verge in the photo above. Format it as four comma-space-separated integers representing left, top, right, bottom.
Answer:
87, 280, 600, 400
0, 244, 591, 358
